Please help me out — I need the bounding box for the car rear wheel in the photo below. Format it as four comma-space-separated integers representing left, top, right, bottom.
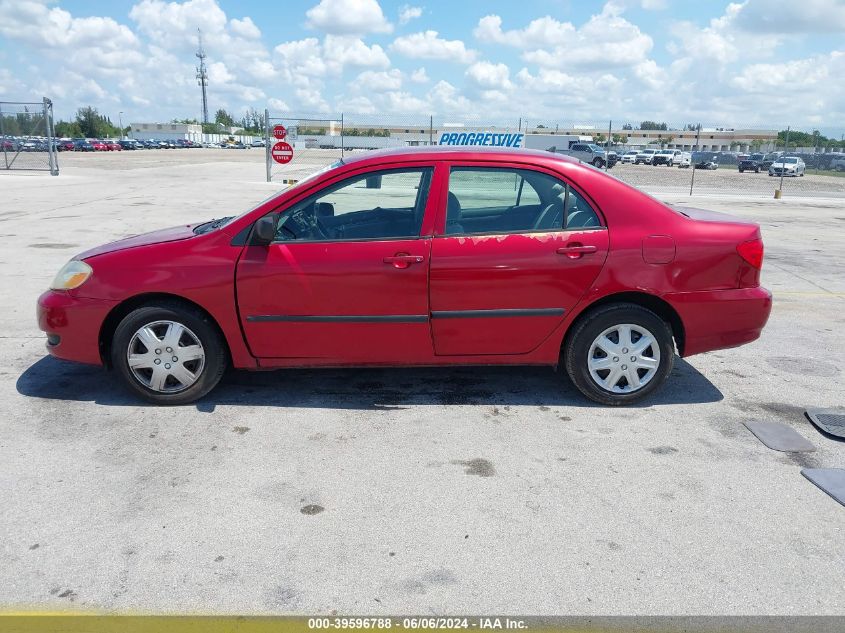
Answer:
564, 303, 674, 406
111, 303, 227, 405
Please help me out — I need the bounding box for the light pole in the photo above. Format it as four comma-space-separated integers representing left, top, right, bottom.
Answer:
118, 111, 124, 139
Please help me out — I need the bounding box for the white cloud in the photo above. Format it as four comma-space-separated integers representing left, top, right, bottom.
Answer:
305, 0, 392, 35
474, 15, 575, 48
274, 35, 390, 77
465, 61, 512, 90
130, 0, 227, 46
410, 67, 429, 83
731, 51, 842, 92
428, 80, 472, 112
391, 30, 476, 63
324, 35, 391, 70
477, 6, 653, 70
229, 16, 260, 39
353, 69, 403, 92
267, 97, 289, 112
399, 5, 423, 25
0, 0, 843, 130
733, 0, 845, 33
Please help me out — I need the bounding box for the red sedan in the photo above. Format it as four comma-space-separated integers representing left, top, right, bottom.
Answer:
37, 147, 771, 405
90, 140, 108, 151
106, 141, 122, 151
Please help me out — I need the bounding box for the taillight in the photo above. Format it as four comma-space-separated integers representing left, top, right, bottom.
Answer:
737, 238, 764, 269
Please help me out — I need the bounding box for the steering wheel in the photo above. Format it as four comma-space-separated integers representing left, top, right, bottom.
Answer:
311, 215, 331, 240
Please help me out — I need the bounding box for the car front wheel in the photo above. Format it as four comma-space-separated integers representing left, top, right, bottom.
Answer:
111, 303, 227, 405
564, 303, 674, 406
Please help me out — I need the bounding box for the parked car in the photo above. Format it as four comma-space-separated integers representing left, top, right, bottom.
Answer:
56, 139, 75, 152
117, 140, 138, 150
73, 140, 95, 152
549, 143, 615, 168
652, 149, 682, 166
38, 147, 771, 406
91, 140, 108, 151
620, 150, 638, 164
768, 156, 805, 177
676, 152, 692, 168
634, 149, 658, 165
106, 141, 122, 151
250, 139, 266, 148
831, 156, 845, 172
738, 153, 766, 173
694, 155, 719, 170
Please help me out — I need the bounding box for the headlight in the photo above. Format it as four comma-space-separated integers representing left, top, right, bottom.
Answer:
50, 260, 93, 290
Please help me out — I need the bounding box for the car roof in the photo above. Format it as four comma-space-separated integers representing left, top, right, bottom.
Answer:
336, 145, 580, 169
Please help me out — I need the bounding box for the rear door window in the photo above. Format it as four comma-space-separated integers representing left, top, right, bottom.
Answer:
445, 167, 601, 235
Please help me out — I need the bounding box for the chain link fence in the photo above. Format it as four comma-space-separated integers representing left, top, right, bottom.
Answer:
264, 111, 845, 197
0, 98, 59, 175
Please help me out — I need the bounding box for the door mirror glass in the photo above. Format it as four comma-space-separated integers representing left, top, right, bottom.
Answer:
253, 215, 277, 244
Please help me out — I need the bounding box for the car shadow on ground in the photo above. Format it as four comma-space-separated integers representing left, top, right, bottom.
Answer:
17, 356, 723, 411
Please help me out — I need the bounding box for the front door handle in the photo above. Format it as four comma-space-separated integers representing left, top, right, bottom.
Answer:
556, 244, 597, 259
383, 253, 424, 269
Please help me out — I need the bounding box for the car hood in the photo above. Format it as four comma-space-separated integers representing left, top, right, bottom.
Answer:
77, 223, 199, 259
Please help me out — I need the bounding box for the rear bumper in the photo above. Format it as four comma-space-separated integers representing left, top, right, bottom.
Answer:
666, 286, 772, 357
37, 290, 117, 365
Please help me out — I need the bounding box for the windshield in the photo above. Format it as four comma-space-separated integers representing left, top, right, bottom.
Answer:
781, 157, 799, 164
587, 144, 604, 152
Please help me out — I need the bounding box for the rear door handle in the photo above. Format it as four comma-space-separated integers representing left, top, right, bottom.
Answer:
383, 253, 424, 269
556, 244, 597, 258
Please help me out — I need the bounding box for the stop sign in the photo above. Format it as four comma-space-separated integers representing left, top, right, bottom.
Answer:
273, 125, 287, 140
271, 141, 293, 164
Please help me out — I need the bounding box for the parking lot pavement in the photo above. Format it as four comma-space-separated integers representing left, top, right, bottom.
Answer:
1, 156, 844, 615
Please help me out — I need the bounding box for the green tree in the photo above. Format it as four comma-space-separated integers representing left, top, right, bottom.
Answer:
214, 108, 236, 127
74, 106, 120, 138
649, 134, 675, 148
55, 120, 83, 137
640, 121, 668, 131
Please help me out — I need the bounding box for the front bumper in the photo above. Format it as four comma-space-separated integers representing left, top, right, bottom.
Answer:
666, 286, 772, 357
37, 290, 117, 365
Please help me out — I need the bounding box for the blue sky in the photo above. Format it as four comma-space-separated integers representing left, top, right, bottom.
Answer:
1, 0, 844, 134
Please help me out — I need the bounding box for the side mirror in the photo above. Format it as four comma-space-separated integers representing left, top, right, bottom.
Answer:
252, 215, 276, 245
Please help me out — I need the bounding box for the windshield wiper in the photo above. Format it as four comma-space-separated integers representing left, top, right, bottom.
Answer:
193, 216, 234, 235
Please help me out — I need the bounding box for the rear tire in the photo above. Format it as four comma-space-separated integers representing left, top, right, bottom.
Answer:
111, 302, 227, 405
592, 158, 604, 168
564, 303, 675, 406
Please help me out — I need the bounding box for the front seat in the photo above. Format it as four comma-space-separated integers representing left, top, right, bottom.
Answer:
533, 183, 566, 230
445, 192, 463, 234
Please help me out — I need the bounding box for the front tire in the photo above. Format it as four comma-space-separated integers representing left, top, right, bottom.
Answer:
592, 158, 604, 168
564, 303, 674, 406
111, 302, 227, 405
